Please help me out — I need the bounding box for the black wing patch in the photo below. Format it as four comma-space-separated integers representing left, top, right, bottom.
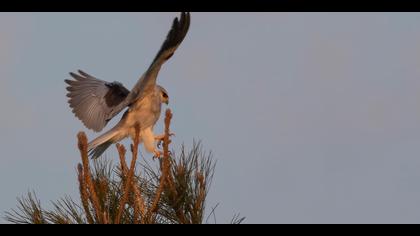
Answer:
65, 70, 130, 132
104, 82, 130, 107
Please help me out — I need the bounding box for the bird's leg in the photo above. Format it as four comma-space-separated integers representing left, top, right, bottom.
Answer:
152, 148, 174, 159
154, 132, 175, 141
154, 134, 165, 141
155, 132, 175, 148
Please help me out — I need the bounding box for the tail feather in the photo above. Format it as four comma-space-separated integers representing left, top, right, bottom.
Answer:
88, 127, 120, 159
89, 141, 113, 159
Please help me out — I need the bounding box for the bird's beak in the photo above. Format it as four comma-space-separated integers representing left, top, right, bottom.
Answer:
165, 100, 169, 105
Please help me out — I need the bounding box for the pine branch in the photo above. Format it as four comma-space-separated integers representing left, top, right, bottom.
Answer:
4, 109, 245, 224
77, 132, 104, 223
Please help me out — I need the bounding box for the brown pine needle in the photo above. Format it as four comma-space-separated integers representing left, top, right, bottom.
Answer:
116, 144, 128, 177
117, 142, 146, 223
77, 164, 94, 224
77, 132, 104, 224
132, 179, 146, 223
115, 124, 141, 224
147, 109, 176, 223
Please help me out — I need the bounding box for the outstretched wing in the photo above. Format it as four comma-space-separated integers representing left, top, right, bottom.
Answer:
65, 12, 190, 131
65, 70, 130, 132
129, 12, 191, 102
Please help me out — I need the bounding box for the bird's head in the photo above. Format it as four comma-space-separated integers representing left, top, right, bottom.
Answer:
157, 85, 169, 105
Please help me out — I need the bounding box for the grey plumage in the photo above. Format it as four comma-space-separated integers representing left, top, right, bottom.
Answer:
65, 71, 130, 132
65, 12, 190, 159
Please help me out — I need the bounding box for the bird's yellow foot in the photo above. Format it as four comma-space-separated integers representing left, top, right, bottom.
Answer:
153, 149, 164, 159
155, 133, 175, 141
155, 133, 175, 148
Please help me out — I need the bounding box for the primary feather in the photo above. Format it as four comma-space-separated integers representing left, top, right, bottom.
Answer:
65, 70, 130, 132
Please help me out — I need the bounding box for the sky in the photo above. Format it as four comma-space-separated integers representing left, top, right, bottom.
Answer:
1, 12, 420, 224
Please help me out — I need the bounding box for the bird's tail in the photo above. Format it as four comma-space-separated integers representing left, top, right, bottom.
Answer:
88, 127, 120, 159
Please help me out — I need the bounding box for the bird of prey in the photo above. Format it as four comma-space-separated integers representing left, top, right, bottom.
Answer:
65, 12, 190, 159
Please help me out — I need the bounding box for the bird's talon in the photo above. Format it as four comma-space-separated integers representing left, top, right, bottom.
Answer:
157, 140, 163, 149
153, 150, 164, 159
155, 132, 175, 149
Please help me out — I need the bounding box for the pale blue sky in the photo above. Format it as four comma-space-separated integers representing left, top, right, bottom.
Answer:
1, 13, 420, 223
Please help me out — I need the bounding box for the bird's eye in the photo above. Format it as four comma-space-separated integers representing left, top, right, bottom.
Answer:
162, 93, 168, 98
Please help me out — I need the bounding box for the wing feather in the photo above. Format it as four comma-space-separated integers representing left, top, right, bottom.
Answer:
129, 12, 190, 102
65, 70, 130, 132
65, 13, 191, 131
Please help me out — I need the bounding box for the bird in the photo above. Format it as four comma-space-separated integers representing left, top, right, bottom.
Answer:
64, 12, 190, 159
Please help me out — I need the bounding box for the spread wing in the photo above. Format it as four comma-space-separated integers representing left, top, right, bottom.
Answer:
65, 70, 130, 132
129, 12, 191, 102
65, 12, 190, 131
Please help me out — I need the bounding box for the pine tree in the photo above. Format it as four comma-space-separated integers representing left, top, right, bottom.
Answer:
4, 109, 244, 224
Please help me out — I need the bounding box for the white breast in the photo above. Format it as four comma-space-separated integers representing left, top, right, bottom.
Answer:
125, 91, 162, 131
